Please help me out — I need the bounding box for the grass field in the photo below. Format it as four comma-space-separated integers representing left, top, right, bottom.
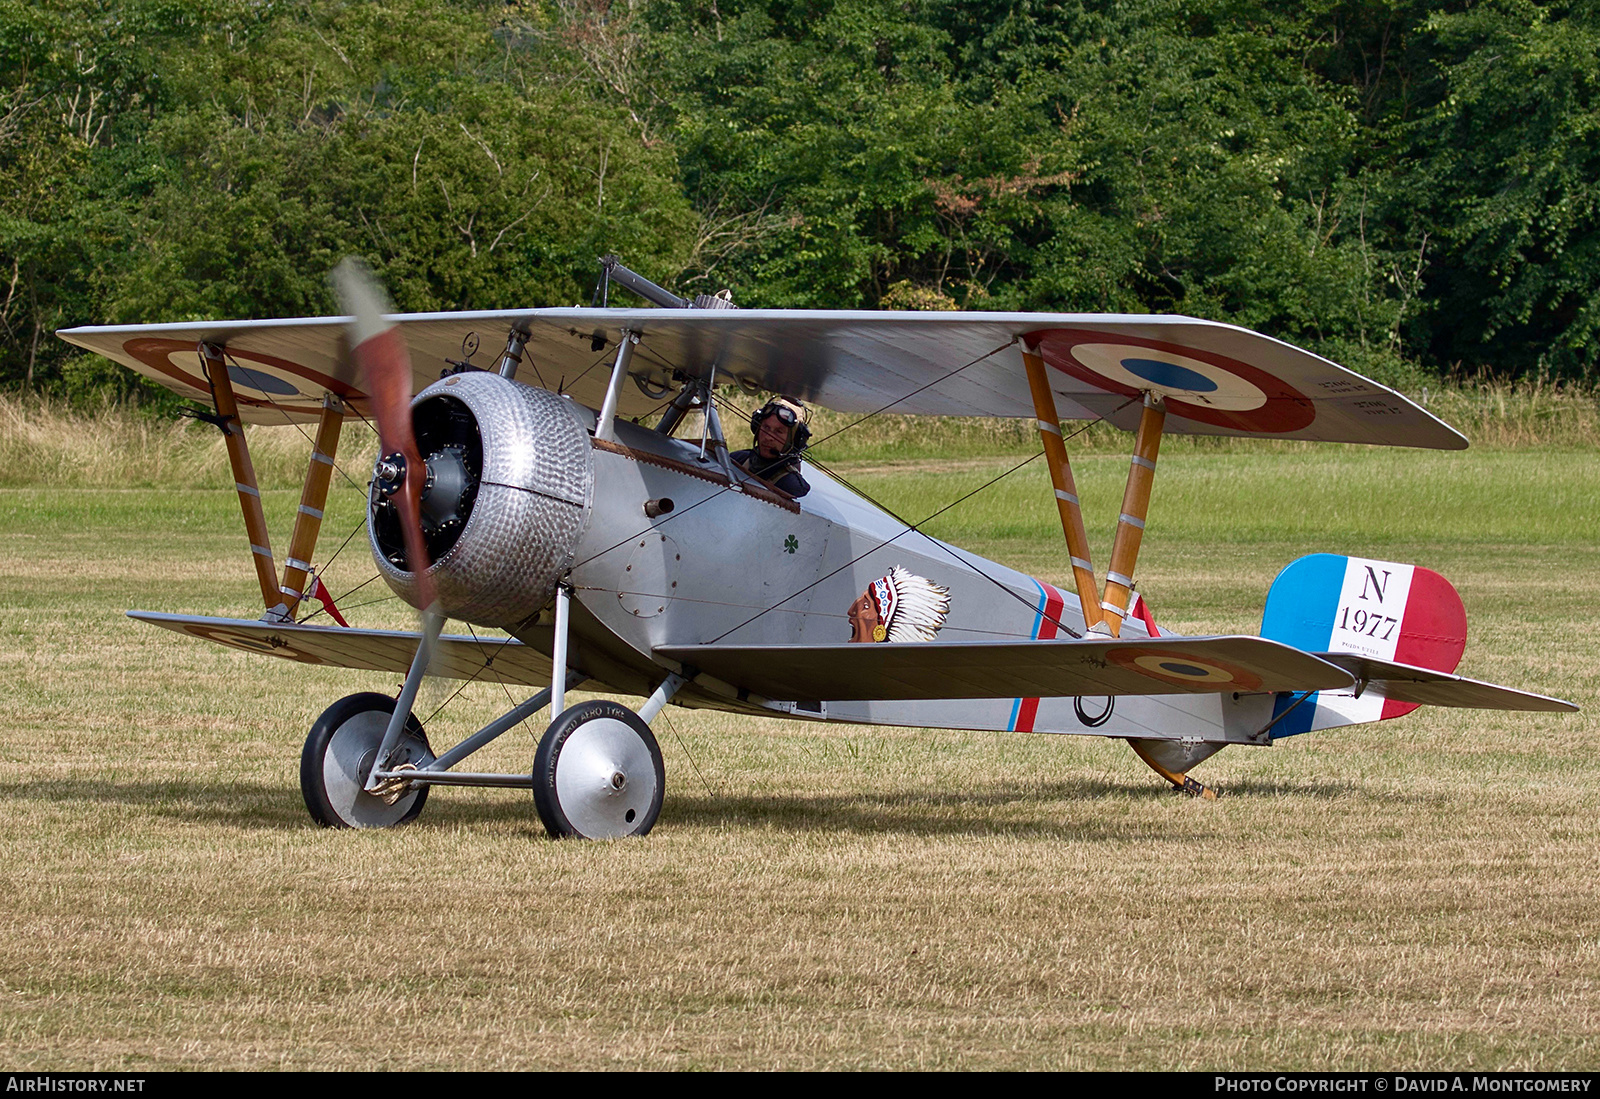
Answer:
1, 405, 1597, 1069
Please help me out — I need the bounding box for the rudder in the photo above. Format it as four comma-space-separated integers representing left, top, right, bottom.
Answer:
1260, 554, 1467, 736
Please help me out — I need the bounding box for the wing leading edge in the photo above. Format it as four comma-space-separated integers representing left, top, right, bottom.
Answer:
61, 308, 1465, 448
129, 611, 561, 688
655, 636, 1356, 701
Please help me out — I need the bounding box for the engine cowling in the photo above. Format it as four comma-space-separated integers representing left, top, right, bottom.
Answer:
369, 372, 593, 629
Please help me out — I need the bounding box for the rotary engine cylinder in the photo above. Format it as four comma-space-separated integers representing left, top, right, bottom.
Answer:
369, 372, 594, 629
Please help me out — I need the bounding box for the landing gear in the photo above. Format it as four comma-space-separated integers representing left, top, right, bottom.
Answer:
1126, 737, 1222, 799
301, 692, 435, 828
532, 700, 665, 839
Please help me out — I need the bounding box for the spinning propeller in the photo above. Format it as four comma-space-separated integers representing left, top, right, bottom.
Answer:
332, 261, 445, 805
331, 258, 439, 615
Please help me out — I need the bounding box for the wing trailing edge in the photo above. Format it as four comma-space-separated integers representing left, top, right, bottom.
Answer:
655, 636, 1356, 702
1313, 653, 1578, 713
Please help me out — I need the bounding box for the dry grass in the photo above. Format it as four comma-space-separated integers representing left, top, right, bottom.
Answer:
1419, 377, 1600, 449
0, 394, 380, 490
0, 434, 1596, 1069
1, 376, 1595, 492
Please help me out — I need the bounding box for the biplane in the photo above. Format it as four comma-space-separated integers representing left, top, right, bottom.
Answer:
57, 257, 1576, 838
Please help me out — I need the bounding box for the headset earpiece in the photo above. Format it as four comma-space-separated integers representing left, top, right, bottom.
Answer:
751, 398, 811, 453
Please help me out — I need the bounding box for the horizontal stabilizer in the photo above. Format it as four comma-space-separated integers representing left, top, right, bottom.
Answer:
1258, 553, 1574, 734
1313, 654, 1578, 713
129, 611, 559, 687
655, 636, 1354, 702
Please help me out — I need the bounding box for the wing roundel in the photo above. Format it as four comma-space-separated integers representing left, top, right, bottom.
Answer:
60, 307, 1466, 448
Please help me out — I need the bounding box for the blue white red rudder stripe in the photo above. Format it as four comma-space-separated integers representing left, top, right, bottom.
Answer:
1260, 554, 1468, 737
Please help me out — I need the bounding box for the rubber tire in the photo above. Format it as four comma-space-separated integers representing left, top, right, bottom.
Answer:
532, 700, 665, 839
301, 692, 433, 829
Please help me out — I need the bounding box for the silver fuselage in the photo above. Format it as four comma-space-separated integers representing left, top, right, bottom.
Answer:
542, 410, 1272, 745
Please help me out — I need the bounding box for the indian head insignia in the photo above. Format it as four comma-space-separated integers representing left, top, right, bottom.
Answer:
847, 566, 951, 643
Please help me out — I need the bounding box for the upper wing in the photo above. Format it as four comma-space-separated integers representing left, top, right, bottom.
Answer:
60, 308, 1465, 448
130, 611, 561, 688
655, 636, 1356, 701
1314, 653, 1578, 712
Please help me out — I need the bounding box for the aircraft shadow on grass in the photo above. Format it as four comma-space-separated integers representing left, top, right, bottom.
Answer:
1, 774, 1381, 839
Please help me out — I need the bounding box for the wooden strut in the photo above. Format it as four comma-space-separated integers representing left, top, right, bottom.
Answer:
1098, 392, 1166, 637
1098, 394, 1213, 796
278, 394, 345, 619
201, 344, 280, 611
1020, 348, 1102, 631
1015, 362, 1207, 796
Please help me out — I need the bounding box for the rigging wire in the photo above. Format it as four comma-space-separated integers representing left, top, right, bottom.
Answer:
197, 349, 388, 625
564, 383, 754, 571
418, 659, 486, 728
323, 572, 381, 608
569, 583, 1042, 640
254, 324, 1121, 695
561, 342, 625, 395
417, 621, 502, 728
302, 592, 404, 616
212, 348, 372, 494
701, 391, 1136, 644
705, 449, 1047, 644
803, 336, 1018, 452
459, 621, 544, 741
308, 518, 366, 585
656, 707, 718, 799
291, 517, 371, 624
793, 398, 1135, 640
569, 336, 1007, 573
570, 348, 1127, 646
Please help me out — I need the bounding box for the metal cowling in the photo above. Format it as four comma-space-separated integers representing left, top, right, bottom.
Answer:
370, 372, 593, 629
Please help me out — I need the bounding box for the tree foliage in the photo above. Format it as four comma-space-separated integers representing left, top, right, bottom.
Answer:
1, 0, 696, 395
1398, 0, 1600, 375
2, 0, 1595, 396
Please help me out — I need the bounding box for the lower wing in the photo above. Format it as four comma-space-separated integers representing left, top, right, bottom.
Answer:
129, 611, 558, 687
132, 612, 1574, 714
655, 636, 1356, 701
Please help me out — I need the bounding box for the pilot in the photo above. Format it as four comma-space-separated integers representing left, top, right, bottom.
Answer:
732, 397, 811, 498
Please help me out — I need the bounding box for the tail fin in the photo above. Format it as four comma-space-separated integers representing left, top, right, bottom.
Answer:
1260, 554, 1467, 737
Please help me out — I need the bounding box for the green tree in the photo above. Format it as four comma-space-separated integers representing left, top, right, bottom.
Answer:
1397, 0, 1600, 376
0, 0, 700, 394
626, 0, 1082, 307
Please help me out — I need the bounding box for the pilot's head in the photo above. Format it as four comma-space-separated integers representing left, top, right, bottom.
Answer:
750, 397, 810, 459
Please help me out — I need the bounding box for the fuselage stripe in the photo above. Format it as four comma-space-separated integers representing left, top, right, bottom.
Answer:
1011, 579, 1064, 733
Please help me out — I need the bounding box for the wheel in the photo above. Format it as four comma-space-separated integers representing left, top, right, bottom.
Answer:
532, 700, 665, 839
301, 692, 434, 829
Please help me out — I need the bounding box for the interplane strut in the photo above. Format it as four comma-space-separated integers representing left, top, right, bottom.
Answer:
201, 342, 281, 612
1021, 347, 1102, 632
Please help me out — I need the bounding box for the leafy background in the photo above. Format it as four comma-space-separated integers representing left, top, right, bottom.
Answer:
2, 0, 1595, 399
